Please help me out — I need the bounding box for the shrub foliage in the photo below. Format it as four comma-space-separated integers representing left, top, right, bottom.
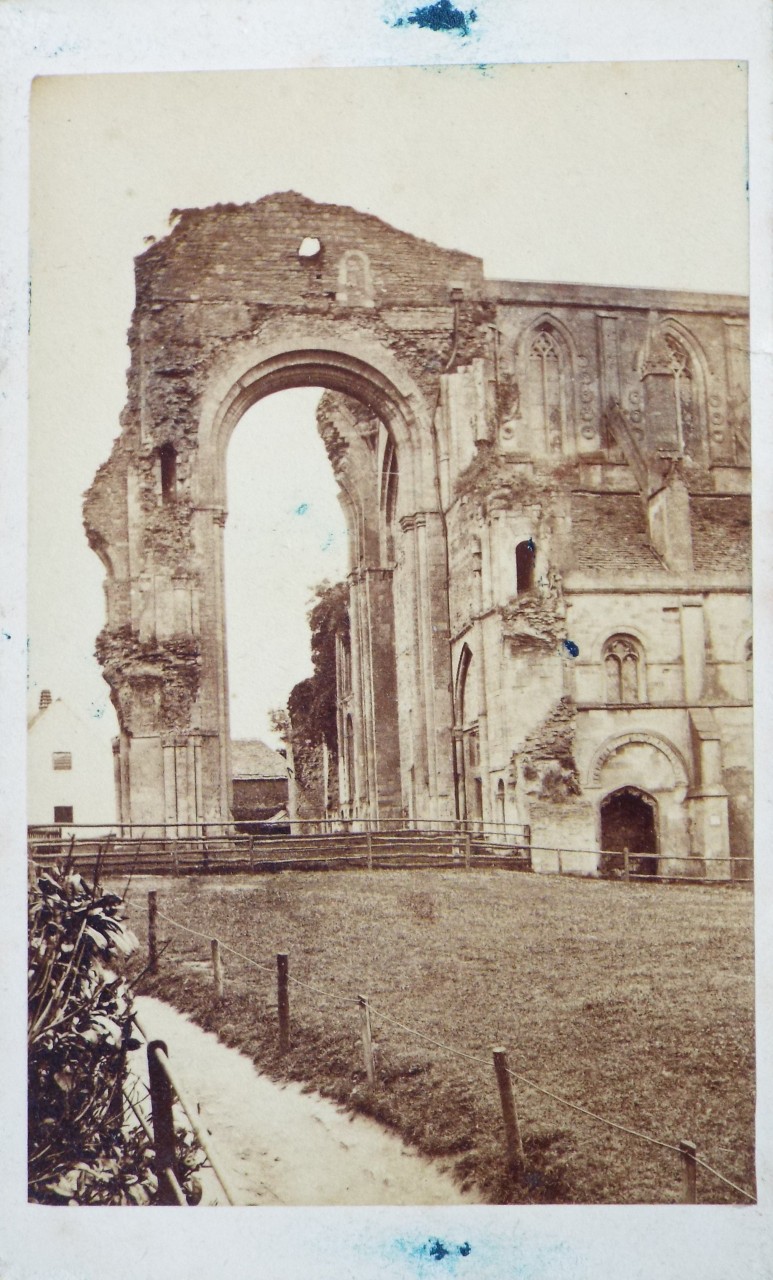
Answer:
28, 863, 203, 1205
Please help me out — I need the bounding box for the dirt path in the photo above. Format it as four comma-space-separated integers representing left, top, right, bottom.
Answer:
132, 996, 481, 1207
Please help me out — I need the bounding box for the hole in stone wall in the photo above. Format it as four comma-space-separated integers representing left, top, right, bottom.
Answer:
515, 540, 536, 593
159, 443, 177, 504
298, 237, 322, 260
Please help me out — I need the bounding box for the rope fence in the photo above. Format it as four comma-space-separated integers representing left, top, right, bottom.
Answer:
149, 894, 755, 1205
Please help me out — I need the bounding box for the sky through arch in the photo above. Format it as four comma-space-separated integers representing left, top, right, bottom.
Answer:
224, 387, 349, 745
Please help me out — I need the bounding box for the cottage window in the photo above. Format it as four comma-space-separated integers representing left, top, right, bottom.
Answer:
54, 806, 74, 823
52, 752, 72, 771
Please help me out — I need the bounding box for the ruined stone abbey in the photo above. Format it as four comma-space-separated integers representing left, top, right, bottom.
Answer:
84, 192, 752, 873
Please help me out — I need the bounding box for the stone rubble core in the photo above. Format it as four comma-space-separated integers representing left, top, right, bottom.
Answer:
84, 192, 752, 875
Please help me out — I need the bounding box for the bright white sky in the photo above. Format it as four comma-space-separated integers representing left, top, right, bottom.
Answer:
28, 62, 748, 746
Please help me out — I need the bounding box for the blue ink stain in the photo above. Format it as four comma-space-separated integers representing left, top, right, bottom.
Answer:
398, 1239, 473, 1269
525, 537, 536, 553
321, 533, 333, 551
2, 631, 10, 640
563, 639, 579, 658
391, 0, 477, 37
295, 502, 309, 516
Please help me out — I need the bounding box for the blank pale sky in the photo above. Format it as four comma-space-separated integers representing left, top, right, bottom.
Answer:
28, 62, 748, 744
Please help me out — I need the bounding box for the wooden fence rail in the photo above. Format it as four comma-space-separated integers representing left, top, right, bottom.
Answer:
28, 827, 751, 887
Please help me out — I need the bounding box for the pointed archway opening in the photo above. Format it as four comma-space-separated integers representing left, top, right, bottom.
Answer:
224, 387, 349, 826
222, 376, 408, 830
600, 786, 658, 877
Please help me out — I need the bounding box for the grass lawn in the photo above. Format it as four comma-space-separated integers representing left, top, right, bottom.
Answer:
114, 868, 755, 1205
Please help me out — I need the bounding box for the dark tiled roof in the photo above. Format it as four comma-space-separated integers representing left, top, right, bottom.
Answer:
569, 493, 662, 575
691, 496, 751, 574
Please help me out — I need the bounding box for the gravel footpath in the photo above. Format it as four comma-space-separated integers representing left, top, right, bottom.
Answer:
132, 996, 481, 1206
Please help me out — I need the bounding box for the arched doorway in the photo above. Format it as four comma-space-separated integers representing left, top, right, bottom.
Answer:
600, 787, 658, 877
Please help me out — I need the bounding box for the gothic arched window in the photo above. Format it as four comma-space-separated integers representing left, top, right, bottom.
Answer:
457, 644, 475, 728
381, 437, 399, 563
344, 714, 355, 804
603, 635, 643, 704
664, 333, 697, 458
527, 324, 567, 454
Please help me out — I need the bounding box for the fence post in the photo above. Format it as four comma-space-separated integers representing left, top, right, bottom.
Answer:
366, 822, 373, 872
277, 952, 290, 1053
211, 938, 224, 999
358, 994, 376, 1087
623, 847, 630, 883
492, 1047, 525, 1176
679, 1139, 697, 1203
465, 830, 472, 871
148, 890, 158, 975
147, 1040, 180, 1205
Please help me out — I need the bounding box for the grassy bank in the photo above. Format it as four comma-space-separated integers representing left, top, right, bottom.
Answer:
113, 868, 755, 1205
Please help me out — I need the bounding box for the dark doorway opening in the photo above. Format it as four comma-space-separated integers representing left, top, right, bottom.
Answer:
600, 786, 658, 877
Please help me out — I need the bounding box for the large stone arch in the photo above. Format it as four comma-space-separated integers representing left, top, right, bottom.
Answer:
198, 335, 438, 516
587, 731, 690, 790
84, 193, 485, 831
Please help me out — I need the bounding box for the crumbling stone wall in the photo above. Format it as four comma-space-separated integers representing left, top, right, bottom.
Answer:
518, 697, 582, 802
84, 193, 751, 868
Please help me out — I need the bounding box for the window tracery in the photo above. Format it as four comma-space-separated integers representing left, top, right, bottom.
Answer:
526, 323, 568, 454
603, 634, 643, 703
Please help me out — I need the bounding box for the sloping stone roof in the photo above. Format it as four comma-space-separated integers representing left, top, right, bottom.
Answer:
691, 495, 751, 574
569, 493, 663, 575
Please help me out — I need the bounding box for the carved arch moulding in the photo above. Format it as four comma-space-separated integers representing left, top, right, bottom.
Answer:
587, 731, 691, 789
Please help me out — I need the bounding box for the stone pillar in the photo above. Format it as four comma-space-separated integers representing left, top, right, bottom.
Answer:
117, 732, 131, 829
111, 738, 123, 828
401, 512, 454, 822
349, 571, 373, 823
722, 317, 750, 465
127, 734, 166, 829
596, 312, 622, 407
193, 506, 232, 827
398, 516, 428, 820
414, 515, 439, 817
361, 568, 402, 821
679, 596, 706, 703
687, 708, 730, 878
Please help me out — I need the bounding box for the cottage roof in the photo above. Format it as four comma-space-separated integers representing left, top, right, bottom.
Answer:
231, 739, 288, 781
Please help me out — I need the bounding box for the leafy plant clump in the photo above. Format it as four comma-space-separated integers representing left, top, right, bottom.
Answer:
28, 863, 203, 1205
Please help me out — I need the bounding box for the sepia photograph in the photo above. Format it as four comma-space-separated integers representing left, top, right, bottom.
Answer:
24, 60, 756, 1217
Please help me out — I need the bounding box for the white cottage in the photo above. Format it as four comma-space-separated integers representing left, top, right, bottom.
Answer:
27, 690, 116, 831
